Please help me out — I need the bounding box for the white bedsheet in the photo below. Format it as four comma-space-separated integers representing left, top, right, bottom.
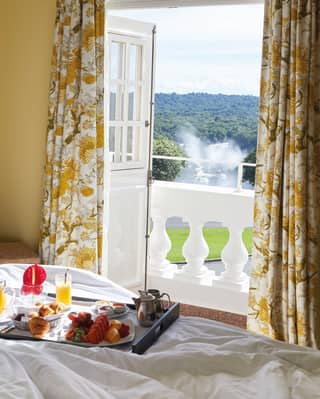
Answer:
0, 264, 319, 399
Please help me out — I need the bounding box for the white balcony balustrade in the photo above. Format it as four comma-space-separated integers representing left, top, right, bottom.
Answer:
148, 181, 254, 314
149, 214, 172, 275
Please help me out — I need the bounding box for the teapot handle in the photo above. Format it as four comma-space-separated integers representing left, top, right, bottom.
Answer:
160, 293, 171, 311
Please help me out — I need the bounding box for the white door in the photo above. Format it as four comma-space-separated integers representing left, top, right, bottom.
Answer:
105, 16, 155, 288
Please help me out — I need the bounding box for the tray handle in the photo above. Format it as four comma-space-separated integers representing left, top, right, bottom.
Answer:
131, 302, 180, 355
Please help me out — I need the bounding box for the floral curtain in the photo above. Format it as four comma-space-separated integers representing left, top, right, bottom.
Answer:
40, 0, 105, 273
248, 0, 320, 348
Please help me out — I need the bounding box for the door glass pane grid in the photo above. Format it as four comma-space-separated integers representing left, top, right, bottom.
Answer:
125, 126, 141, 161
135, 85, 142, 121
111, 41, 125, 80
121, 126, 128, 163
128, 84, 134, 121
109, 82, 125, 121
109, 36, 146, 168
127, 126, 133, 161
129, 44, 143, 81
133, 127, 140, 161
114, 126, 123, 163
128, 84, 143, 122
109, 126, 116, 162
129, 45, 137, 81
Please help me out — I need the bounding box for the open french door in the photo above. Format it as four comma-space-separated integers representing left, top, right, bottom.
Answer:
104, 16, 155, 288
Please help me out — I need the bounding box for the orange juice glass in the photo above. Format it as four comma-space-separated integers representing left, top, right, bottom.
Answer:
0, 287, 6, 314
0, 279, 15, 315
55, 272, 72, 305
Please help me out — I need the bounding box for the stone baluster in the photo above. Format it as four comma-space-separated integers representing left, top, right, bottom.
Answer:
179, 218, 209, 279
218, 223, 249, 288
149, 215, 172, 275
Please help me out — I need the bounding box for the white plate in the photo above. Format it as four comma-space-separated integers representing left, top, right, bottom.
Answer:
91, 302, 130, 319
63, 318, 135, 347
13, 312, 64, 330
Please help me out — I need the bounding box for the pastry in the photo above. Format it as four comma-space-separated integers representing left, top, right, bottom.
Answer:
28, 311, 39, 319
28, 317, 50, 338
49, 302, 64, 314
38, 304, 54, 317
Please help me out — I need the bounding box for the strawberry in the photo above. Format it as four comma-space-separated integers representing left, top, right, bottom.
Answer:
68, 312, 78, 321
65, 329, 75, 341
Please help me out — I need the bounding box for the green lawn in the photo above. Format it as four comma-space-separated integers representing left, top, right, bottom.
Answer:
166, 227, 252, 263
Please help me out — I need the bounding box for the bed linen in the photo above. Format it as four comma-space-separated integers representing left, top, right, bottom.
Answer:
0, 264, 319, 399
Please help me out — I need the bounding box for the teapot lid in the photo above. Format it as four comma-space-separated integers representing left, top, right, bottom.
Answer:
138, 290, 155, 301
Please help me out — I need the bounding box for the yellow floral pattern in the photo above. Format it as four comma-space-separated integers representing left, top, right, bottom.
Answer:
40, 0, 105, 274
247, 0, 320, 349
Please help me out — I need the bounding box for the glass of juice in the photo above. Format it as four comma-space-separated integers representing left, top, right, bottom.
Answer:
0, 279, 16, 317
55, 271, 72, 306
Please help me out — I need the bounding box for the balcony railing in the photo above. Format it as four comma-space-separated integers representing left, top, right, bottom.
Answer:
148, 178, 254, 315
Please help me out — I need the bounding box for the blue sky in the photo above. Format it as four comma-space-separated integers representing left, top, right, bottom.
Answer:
111, 5, 264, 96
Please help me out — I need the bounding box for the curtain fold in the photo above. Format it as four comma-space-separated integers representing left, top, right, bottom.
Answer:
40, 0, 105, 274
248, 0, 320, 348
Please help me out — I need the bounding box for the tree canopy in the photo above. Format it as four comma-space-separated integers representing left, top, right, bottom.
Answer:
152, 136, 186, 181
154, 93, 258, 151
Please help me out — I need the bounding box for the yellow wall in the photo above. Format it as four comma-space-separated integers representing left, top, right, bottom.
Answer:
0, 0, 56, 251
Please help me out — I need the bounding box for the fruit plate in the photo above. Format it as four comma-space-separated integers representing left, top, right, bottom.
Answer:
62, 318, 135, 347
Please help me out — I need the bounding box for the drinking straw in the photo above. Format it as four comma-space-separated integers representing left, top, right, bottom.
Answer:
64, 268, 69, 285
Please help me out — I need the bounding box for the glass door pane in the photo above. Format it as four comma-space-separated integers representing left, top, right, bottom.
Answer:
111, 41, 125, 80
108, 33, 149, 169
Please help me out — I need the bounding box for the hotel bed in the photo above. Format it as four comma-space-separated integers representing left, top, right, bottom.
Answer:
0, 264, 319, 399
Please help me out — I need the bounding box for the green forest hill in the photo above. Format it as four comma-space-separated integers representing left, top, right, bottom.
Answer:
154, 92, 259, 152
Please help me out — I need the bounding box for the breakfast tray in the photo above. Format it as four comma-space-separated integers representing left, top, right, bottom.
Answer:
0, 302, 180, 354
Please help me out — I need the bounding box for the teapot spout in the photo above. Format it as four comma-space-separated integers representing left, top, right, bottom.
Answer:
132, 297, 140, 308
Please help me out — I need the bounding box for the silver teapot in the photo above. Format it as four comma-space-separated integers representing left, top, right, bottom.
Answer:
133, 290, 157, 327
133, 289, 171, 327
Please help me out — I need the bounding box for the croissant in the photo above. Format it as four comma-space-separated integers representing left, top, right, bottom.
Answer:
28, 317, 50, 338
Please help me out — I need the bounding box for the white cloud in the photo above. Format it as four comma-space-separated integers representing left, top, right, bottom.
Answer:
110, 4, 264, 95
